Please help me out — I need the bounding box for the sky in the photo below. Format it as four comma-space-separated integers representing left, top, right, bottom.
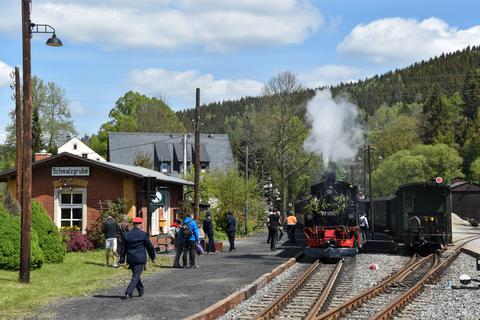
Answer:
0, 0, 479, 143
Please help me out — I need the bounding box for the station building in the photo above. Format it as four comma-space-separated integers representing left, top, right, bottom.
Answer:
0, 153, 193, 239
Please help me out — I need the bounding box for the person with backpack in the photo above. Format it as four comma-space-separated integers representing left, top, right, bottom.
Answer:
182, 214, 200, 268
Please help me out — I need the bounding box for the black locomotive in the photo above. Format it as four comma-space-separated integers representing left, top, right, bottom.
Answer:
360, 182, 452, 256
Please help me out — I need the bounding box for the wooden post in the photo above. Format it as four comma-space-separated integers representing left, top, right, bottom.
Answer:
20, 0, 32, 284
15, 66, 22, 203
244, 144, 248, 234
194, 88, 200, 221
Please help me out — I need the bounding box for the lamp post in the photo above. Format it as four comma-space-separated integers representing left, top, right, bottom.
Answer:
20, 0, 62, 284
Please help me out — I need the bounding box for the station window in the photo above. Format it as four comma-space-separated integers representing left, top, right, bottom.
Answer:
59, 192, 84, 228
161, 162, 170, 173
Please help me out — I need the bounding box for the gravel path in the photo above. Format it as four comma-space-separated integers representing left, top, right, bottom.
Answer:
34, 232, 304, 320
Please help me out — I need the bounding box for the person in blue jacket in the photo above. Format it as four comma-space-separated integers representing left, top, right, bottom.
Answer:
119, 217, 156, 299
182, 214, 200, 268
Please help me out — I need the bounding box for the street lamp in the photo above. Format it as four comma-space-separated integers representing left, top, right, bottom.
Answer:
19, 0, 62, 284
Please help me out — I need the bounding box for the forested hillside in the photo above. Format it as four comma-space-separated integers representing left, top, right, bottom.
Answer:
177, 45, 480, 130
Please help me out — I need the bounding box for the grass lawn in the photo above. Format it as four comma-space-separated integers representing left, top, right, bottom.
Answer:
0, 250, 172, 319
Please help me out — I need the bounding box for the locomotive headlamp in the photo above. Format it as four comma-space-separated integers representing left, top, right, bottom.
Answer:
326, 187, 334, 195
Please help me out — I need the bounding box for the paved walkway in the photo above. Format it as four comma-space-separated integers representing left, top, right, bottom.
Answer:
451, 213, 480, 255
38, 231, 305, 320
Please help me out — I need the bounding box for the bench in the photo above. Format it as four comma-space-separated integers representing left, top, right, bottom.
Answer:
155, 233, 171, 253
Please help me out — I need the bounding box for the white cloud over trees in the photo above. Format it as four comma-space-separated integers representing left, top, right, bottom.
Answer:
338, 17, 480, 64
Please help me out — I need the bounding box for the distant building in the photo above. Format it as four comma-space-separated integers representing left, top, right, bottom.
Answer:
450, 178, 480, 222
0, 153, 193, 238
58, 136, 106, 161
108, 132, 235, 177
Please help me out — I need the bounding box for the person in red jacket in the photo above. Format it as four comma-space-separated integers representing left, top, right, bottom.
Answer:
119, 217, 156, 299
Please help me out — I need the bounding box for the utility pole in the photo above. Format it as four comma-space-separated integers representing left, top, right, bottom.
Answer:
20, 0, 32, 283
367, 144, 374, 239
14, 66, 23, 203
182, 133, 188, 176
244, 144, 249, 234
193, 88, 200, 221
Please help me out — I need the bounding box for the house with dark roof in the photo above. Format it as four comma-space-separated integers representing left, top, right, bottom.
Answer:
108, 132, 235, 177
0, 153, 193, 239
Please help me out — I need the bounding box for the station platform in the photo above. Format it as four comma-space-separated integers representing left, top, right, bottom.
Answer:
452, 213, 480, 256
39, 231, 306, 320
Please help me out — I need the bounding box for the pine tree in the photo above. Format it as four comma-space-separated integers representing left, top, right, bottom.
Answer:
461, 70, 480, 121
421, 85, 454, 145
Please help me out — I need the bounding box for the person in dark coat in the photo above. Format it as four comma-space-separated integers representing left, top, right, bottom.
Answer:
203, 211, 215, 253
119, 217, 156, 299
269, 210, 281, 251
171, 218, 184, 268
226, 211, 236, 252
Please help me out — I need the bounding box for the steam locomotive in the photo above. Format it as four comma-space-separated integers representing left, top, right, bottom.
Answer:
297, 173, 362, 258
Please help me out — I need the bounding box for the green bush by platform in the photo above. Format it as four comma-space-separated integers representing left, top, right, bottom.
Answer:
0, 203, 43, 270
32, 201, 66, 263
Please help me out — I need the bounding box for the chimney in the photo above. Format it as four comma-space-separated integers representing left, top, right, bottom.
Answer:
34, 150, 51, 162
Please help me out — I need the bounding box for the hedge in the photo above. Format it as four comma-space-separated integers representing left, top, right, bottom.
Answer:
0, 203, 43, 270
32, 201, 66, 263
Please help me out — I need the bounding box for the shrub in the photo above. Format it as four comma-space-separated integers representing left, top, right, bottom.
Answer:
0, 203, 43, 270
32, 201, 66, 263
62, 229, 94, 252
87, 199, 130, 248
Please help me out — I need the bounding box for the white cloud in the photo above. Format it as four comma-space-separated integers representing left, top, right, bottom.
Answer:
0, 61, 14, 88
338, 17, 480, 64
128, 68, 263, 107
70, 101, 86, 115
298, 65, 363, 88
0, 0, 322, 52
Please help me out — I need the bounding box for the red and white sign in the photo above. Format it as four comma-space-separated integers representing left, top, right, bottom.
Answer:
435, 177, 443, 184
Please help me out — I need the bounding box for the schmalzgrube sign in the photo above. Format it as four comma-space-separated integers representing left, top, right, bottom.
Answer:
51, 167, 90, 177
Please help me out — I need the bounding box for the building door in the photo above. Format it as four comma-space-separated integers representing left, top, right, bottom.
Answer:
151, 208, 160, 235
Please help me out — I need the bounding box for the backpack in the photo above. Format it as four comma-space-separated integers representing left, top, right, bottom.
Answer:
182, 222, 193, 239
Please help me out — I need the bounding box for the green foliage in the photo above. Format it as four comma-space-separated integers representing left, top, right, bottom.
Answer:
132, 151, 154, 169
302, 194, 347, 216
189, 168, 266, 235
0, 203, 43, 270
89, 91, 186, 157
31, 201, 66, 263
421, 85, 455, 146
372, 144, 463, 196
87, 199, 130, 248
470, 158, 480, 183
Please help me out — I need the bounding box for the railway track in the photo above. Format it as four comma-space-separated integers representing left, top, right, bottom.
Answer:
314, 235, 480, 320
237, 259, 343, 320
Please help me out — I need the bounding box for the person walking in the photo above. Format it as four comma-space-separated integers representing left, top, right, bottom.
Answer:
359, 213, 369, 244
103, 215, 119, 267
117, 215, 131, 256
226, 211, 236, 252
269, 210, 281, 251
203, 211, 215, 253
182, 214, 200, 268
276, 209, 284, 243
286, 213, 298, 243
266, 211, 274, 243
171, 218, 184, 268
119, 217, 156, 299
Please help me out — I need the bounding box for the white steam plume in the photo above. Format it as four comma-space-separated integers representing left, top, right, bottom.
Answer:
304, 89, 364, 166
